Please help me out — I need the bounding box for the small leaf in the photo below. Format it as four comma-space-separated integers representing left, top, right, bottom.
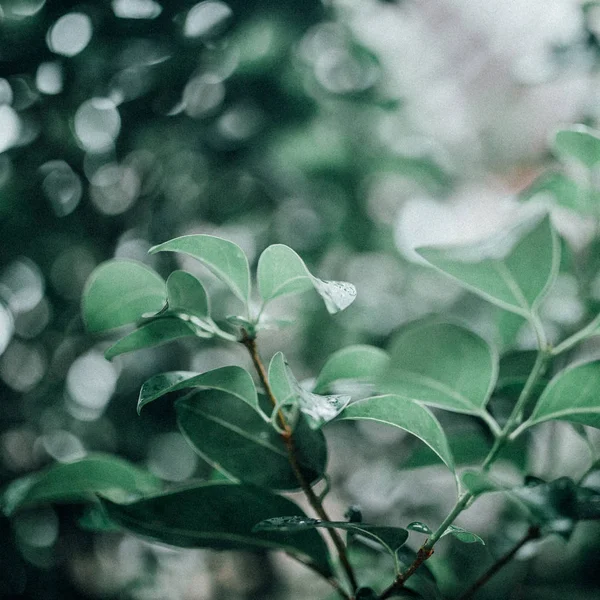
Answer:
335, 395, 455, 473
461, 471, 503, 497
82, 260, 166, 333
257, 244, 356, 314
102, 481, 332, 574
1, 454, 162, 516
138, 366, 259, 414
253, 516, 409, 558
553, 125, 600, 168
406, 522, 432, 535
269, 352, 350, 429
149, 235, 251, 304
105, 318, 196, 360
520, 171, 593, 215
314, 345, 390, 394
383, 321, 498, 417
441, 525, 485, 545
166, 270, 210, 318
176, 390, 327, 490
526, 360, 600, 430
416, 215, 560, 318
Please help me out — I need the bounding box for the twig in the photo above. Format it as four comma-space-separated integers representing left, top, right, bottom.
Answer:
287, 553, 351, 600
456, 526, 541, 600
241, 331, 358, 595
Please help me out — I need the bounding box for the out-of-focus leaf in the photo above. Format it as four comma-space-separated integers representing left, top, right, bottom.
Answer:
336, 395, 455, 473
82, 260, 166, 333
553, 125, 600, 168
102, 482, 332, 574
384, 321, 497, 418
257, 244, 356, 314
461, 471, 504, 497
166, 270, 210, 318
526, 360, 600, 430
149, 235, 251, 304
269, 352, 350, 429
176, 390, 326, 490
314, 345, 390, 394
416, 216, 560, 318
520, 171, 592, 214
104, 318, 196, 360
1, 455, 162, 516
137, 366, 259, 414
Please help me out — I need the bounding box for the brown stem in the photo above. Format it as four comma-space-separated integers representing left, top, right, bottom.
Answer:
378, 547, 434, 599
456, 526, 541, 600
241, 331, 358, 595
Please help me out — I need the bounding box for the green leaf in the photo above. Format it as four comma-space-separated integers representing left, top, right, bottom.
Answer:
383, 321, 498, 418
176, 390, 327, 490
553, 125, 600, 168
1, 454, 162, 516
520, 171, 594, 215
257, 244, 356, 314
166, 270, 210, 318
253, 516, 409, 559
335, 395, 455, 473
82, 260, 166, 333
138, 366, 259, 414
406, 522, 432, 535
102, 481, 332, 574
461, 471, 503, 497
416, 215, 560, 318
149, 235, 251, 304
441, 525, 485, 545
526, 360, 600, 430
313, 345, 390, 394
104, 318, 196, 360
269, 352, 350, 429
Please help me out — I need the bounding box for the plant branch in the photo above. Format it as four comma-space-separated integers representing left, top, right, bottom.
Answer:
287, 553, 351, 600
456, 526, 541, 600
241, 331, 358, 595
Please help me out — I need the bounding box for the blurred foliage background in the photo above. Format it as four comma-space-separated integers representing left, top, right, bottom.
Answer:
2, 0, 600, 598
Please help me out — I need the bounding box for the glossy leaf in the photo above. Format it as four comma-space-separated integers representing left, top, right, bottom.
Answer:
149, 235, 250, 304
104, 318, 196, 360
254, 516, 409, 558
166, 270, 210, 318
1, 454, 162, 516
138, 366, 259, 414
553, 125, 600, 168
269, 352, 350, 429
441, 525, 485, 545
257, 244, 356, 314
416, 215, 560, 318
383, 321, 497, 417
526, 360, 600, 430
336, 395, 455, 472
314, 345, 390, 394
82, 260, 166, 333
176, 390, 327, 490
102, 481, 332, 574
406, 522, 432, 535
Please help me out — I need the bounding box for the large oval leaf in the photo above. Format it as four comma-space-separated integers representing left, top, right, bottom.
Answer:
1, 454, 162, 516
82, 260, 166, 333
149, 235, 250, 304
137, 366, 259, 414
101, 481, 332, 574
383, 321, 497, 417
526, 360, 600, 429
105, 318, 197, 360
176, 390, 327, 490
416, 215, 560, 318
336, 395, 455, 473
257, 244, 356, 314
314, 345, 390, 394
